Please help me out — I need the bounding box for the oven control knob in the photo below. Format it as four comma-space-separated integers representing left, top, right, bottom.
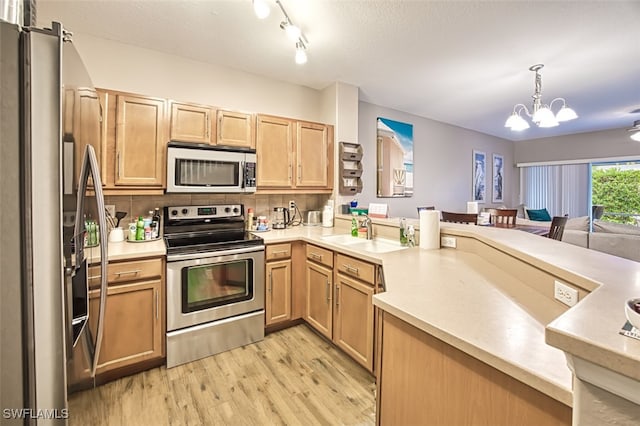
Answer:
233, 207, 239, 214
182, 208, 189, 215
225, 207, 231, 213
171, 209, 178, 216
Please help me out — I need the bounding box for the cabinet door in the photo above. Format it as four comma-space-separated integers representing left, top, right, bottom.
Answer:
170, 102, 214, 144
256, 115, 294, 187
217, 110, 254, 148
115, 94, 166, 186
266, 260, 292, 325
333, 273, 374, 371
89, 279, 163, 373
296, 121, 329, 187
305, 260, 333, 339
64, 87, 104, 187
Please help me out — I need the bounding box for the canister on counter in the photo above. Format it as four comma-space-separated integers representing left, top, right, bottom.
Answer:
128, 222, 137, 241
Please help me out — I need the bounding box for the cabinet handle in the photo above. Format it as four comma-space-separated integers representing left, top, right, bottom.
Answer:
268, 271, 272, 293
310, 252, 322, 260
155, 289, 159, 321
114, 269, 141, 277
206, 114, 210, 139
288, 164, 292, 182
218, 115, 222, 140
343, 264, 359, 275
325, 280, 330, 303
272, 250, 288, 256
298, 164, 302, 182
335, 285, 339, 307
88, 274, 101, 280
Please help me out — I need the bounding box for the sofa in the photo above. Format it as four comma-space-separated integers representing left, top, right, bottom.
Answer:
516, 215, 640, 263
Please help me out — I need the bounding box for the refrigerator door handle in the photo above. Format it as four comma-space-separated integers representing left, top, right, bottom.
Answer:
74, 145, 108, 377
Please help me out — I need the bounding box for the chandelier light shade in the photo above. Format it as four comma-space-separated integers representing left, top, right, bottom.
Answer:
629, 120, 640, 142
505, 64, 578, 131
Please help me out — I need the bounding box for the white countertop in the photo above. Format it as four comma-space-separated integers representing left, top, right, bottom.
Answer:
93, 221, 640, 407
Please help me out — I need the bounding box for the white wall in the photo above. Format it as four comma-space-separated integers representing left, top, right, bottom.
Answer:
514, 128, 640, 164
358, 102, 516, 218
70, 33, 325, 122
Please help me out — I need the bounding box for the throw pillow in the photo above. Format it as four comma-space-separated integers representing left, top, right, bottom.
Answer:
526, 208, 552, 222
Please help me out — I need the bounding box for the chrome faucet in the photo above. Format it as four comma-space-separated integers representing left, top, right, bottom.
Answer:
360, 215, 373, 240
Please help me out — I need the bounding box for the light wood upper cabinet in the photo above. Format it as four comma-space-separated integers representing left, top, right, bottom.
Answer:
114, 94, 166, 186
170, 102, 214, 144
296, 121, 330, 187
256, 115, 294, 187
217, 110, 254, 148
256, 114, 333, 191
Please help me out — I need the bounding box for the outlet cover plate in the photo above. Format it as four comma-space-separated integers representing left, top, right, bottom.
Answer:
441, 236, 457, 248
554, 280, 578, 307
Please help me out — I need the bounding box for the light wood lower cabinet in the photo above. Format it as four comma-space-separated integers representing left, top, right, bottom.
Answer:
266, 260, 292, 325
304, 244, 377, 372
85, 257, 165, 378
305, 259, 334, 339
89, 279, 163, 373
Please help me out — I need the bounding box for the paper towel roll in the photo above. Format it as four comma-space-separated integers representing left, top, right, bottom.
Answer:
419, 210, 440, 250
467, 201, 479, 214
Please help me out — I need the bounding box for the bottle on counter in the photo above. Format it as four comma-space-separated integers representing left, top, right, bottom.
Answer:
351, 212, 358, 237
322, 200, 334, 228
151, 207, 161, 239
399, 217, 408, 246
246, 208, 254, 231
136, 216, 145, 241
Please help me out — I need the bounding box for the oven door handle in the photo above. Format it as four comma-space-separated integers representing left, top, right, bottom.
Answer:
166, 245, 265, 262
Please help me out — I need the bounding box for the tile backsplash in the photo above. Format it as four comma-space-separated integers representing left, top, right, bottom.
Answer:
104, 193, 331, 222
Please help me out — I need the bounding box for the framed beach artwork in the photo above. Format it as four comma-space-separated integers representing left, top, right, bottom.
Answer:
472, 150, 486, 203
376, 117, 414, 197
492, 153, 504, 203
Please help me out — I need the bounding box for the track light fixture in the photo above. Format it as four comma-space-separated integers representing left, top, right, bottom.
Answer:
505, 64, 578, 131
252, 0, 308, 65
629, 120, 640, 142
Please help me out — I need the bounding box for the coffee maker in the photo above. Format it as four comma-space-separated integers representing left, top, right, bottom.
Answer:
272, 207, 291, 229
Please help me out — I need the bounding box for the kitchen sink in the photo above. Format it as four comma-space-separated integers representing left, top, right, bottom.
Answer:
322, 234, 408, 254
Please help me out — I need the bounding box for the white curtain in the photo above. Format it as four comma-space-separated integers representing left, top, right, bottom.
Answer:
520, 164, 589, 218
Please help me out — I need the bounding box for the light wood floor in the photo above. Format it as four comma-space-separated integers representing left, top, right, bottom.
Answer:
68, 324, 376, 425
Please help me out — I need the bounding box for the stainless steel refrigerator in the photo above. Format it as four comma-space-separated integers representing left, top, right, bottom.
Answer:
0, 19, 108, 424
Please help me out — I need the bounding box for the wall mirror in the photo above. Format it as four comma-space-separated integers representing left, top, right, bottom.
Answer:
376, 117, 413, 197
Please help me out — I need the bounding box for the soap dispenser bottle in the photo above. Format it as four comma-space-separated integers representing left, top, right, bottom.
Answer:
351, 212, 358, 237
399, 217, 408, 245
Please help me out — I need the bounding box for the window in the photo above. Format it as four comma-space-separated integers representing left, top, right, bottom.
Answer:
591, 161, 640, 225
520, 164, 589, 218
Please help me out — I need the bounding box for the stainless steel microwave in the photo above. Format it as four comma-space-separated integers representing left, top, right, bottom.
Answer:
166, 142, 257, 193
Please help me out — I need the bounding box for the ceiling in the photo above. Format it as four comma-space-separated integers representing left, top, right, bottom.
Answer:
37, 0, 640, 142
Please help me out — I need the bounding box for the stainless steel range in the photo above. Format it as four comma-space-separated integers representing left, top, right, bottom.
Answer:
164, 204, 265, 368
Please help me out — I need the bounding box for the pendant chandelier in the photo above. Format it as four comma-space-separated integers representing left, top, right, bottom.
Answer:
505, 64, 578, 131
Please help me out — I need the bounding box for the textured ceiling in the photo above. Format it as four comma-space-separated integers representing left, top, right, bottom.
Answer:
37, 0, 640, 142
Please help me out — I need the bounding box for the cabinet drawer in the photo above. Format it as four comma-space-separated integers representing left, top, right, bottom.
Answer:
266, 243, 291, 260
306, 244, 333, 268
335, 253, 375, 284
89, 257, 163, 288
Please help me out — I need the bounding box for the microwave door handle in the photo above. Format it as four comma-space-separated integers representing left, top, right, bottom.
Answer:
240, 161, 245, 189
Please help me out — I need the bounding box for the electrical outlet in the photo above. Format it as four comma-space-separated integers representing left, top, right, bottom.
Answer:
441, 236, 457, 248
554, 280, 578, 307
289, 200, 296, 211
105, 204, 116, 218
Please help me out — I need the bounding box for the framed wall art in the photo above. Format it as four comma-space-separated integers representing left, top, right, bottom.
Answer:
376, 117, 413, 197
492, 153, 504, 203
472, 150, 486, 203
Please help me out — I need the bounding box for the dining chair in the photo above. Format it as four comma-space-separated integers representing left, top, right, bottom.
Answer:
441, 211, 478, 224
547, 216, 568, 240
489, 208, 518, 227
